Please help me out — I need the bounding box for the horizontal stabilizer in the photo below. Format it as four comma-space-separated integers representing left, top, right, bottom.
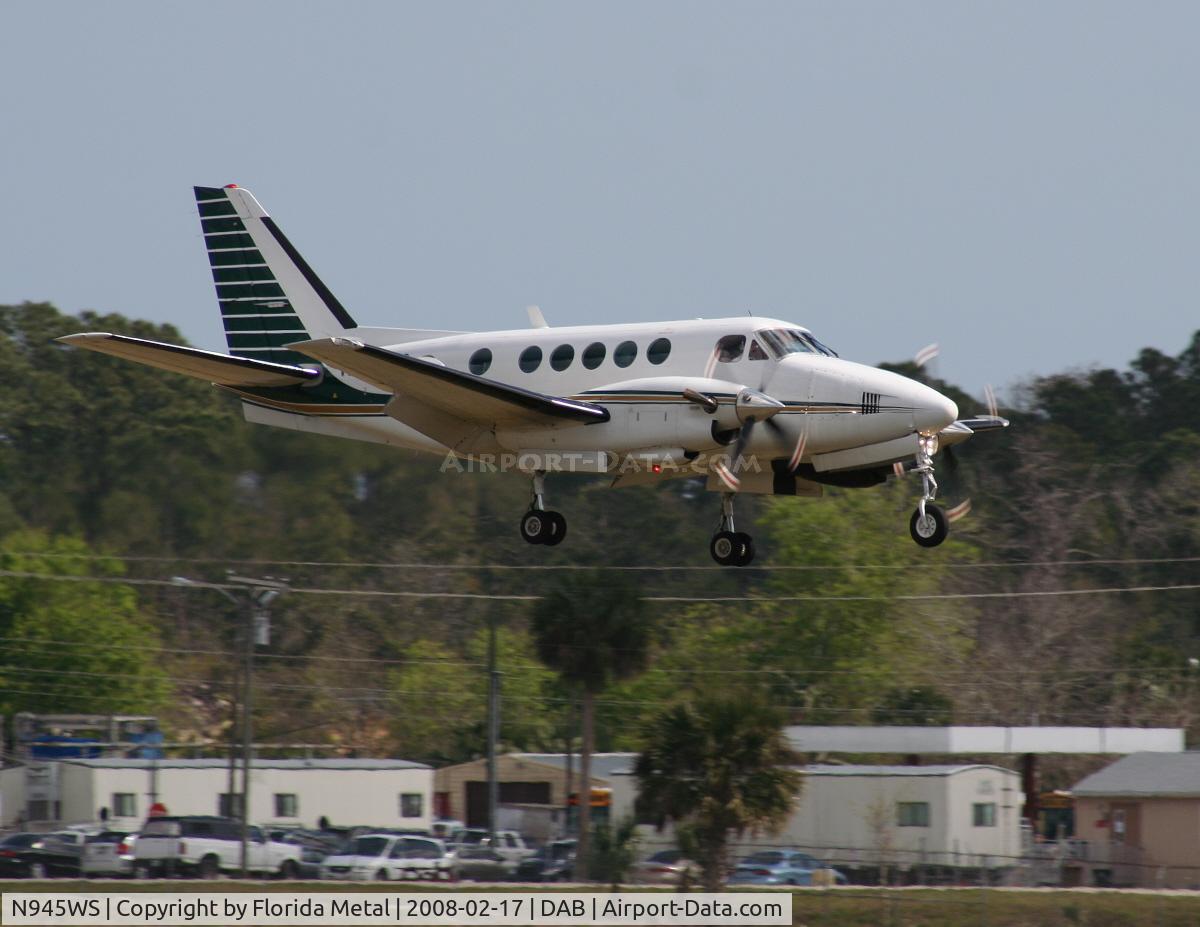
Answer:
290, 338, 610, 428
56, 332, 320, 387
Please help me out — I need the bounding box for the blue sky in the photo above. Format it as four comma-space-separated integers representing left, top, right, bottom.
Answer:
3, 2, 1197, 401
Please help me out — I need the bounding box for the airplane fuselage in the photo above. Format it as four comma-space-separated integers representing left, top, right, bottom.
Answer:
244, 316, 957, 472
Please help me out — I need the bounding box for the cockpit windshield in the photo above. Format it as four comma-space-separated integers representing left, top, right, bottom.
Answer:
756, 328, 838, 359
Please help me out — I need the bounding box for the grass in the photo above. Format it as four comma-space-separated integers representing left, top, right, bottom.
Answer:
2, 882, 1199, 926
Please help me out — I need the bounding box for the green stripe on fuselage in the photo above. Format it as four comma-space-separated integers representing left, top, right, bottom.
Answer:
218, 299, 294, 315
198, 199, 238, 217
227, 332, 308, 349
216, 282, 285, 299
204, 232, 256, 249
201, 216, 247, 234
211, 266, 276, 283
208, 249, 266, 267
222, 315, 306, 332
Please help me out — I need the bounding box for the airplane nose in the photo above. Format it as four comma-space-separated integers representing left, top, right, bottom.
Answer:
914, 385, 958, 433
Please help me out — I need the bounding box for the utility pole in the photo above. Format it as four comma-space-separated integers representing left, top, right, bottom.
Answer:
486, 609, 500, 839
173, 573, 286, 879
227, 574, 286, 878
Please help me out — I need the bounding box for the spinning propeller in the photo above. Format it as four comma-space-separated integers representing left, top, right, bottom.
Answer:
684, 366, 809, 491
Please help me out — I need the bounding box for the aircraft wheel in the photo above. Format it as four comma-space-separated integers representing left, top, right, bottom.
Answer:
542, 511, 567, 546
710, 531, 741, 566
910, 503, 948, 547
520, 510, 550, 544
733, 532, 756, 566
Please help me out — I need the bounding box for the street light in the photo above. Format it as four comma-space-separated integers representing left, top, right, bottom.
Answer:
173, 573, 287, 877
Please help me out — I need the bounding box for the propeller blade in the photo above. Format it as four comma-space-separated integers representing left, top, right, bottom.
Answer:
731, 418, 757, 469
943, 444, 960, 473
682, 388, 719, 414
914, 343, 940, 368
712, 460, 741, 492
946, 498, 972, 523
984, 383, 998, 419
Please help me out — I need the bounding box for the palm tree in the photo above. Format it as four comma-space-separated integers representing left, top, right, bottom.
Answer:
634, 694, 801, 891
531, 571, 651, 878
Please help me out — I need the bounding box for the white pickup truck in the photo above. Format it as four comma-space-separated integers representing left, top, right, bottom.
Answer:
134, 816, 302, 879
450, 829, 536, 866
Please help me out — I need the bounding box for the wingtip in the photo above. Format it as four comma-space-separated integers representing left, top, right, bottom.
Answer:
56, 332, 112, 346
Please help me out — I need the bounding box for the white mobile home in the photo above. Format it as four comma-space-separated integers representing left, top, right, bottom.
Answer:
619, 763, 1022, 872
751, 764, 1023, 869
41, 758, 432, 832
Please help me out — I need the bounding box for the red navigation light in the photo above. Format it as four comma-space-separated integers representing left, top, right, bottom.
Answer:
652, 463, 662, 474
224, 184, 239, 189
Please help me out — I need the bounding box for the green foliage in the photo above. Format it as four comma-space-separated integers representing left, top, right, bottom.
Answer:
587, 816, 640, 888
0, 531, 169, 714
387, 627, 558, 764
9, 297, 1200, 758
635, 693, 801, 891
531, 572, 651, 695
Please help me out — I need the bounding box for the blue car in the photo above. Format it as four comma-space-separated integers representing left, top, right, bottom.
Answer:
728, 850, 847, 886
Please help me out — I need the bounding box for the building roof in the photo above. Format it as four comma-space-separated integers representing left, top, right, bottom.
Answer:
1073, 752, 1200, 798
60, 758, 430, 771
787, 726, 1184, 755
511, 753, 637, 781
801, 764, 1016, 778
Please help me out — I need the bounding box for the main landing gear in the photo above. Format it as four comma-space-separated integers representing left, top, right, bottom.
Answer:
908, 435, 948, 548
519, 471, 566, 547
711, 493, 755, 566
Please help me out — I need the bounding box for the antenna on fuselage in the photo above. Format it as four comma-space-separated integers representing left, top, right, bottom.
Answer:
527, 305, 549, 328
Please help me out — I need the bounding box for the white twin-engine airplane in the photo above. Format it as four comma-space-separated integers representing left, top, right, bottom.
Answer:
60, 184, 1008, 566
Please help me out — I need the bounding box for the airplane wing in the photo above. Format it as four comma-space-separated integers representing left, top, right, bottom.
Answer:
290, 337, 610, 428
56, 332, 320, 387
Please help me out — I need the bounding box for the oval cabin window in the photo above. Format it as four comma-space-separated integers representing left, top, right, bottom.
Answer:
519, 346, 543, 372
469, 348, 492, 376
550, 344, 575, 371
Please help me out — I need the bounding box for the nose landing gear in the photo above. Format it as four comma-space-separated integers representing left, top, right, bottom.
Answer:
711, 493, 755, 566
908, 435, 948, 547
520, 471, 566, 547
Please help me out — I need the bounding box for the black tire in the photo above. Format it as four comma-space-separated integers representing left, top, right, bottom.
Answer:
198, 854, 220, 880
733, 532, 756, 566
375, 868, 390, 881
710, 531, 740, 565
279, 859, 299, 880
910, 503, 948, 547
542, 511, 567, 546
520, 510, 549, 544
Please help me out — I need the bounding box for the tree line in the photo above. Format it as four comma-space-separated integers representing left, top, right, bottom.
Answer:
3, 300, 1200, 798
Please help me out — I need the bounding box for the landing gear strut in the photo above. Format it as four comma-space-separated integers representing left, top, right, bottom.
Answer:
520, 471, 566, 546
909, 435, 948, 547
711, 492, 755, 566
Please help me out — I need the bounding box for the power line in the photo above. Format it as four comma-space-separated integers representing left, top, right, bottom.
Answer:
3, 568, 1199, 604
9, 552, 1200, 572
1, 634, 1198, 678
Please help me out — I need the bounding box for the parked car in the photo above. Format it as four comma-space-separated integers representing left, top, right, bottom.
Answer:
449, 829, 535, 866
454, 845, 516, 882
728, 850, 847, 886
266, 828, 340, 879
321, 834, 454, 882
15, 830, 131, 878
515, 839, 576, 882
134, 816, 303, 879
0, 833, 44, 878
630, 849, 696, 885
430, 819, 465, 840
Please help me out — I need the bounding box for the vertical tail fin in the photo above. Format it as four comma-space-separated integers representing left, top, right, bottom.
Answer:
194, 184, 358, 367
